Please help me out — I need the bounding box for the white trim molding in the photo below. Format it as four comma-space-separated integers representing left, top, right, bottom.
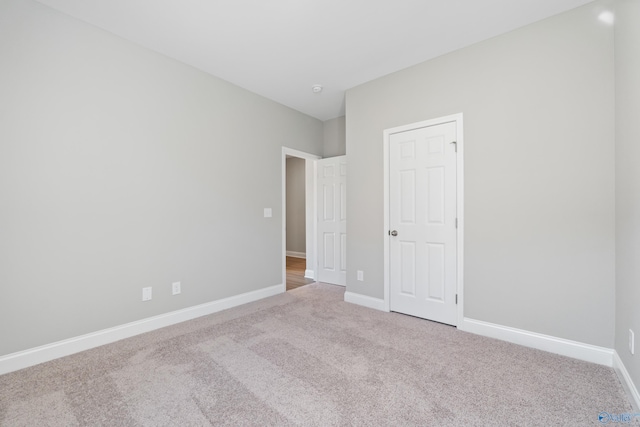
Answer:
344, 291, 387, 312
460, 317, 614, 366
613, 351, 640, 411
0, 284, 283, 376
304, 269, 315, 280
286, 251, 306, 259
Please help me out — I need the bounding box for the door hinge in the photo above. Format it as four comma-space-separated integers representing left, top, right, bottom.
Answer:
455, 218, 458, 229
455, 294, 458, 305
450, 141, 457, 152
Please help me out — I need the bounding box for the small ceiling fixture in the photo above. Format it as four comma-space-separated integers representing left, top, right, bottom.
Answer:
312, 84, 323, 94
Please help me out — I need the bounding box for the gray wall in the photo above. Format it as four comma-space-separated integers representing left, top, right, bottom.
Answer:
345, 2, 615, 347
286, 157, 306, 254
0, 0, 323, 356
615, 0, 640, 393
323, 116, 346, 157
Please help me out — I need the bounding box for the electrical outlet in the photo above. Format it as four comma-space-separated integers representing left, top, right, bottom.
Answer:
630, 329, 635, 355
172, 282, 181, 295
142, 287, 152, 301
357, 270, 364, 281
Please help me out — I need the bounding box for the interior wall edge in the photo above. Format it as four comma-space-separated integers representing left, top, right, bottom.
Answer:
0, 283, 283, 376
285, 251, 306, 259
343, 293, 618, 370
613, 351, 640, 411
460, 317, 614, 366
344, 291, 386, 312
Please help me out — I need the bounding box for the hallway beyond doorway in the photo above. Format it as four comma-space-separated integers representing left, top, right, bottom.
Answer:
286, 256, 314, 291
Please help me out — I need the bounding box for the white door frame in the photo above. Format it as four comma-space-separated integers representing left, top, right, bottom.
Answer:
383, 113, 465, 326
282, 147, 321, 291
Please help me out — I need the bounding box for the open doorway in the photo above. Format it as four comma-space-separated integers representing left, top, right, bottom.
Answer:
285, 156, 314, 290
281, 148, 320, 291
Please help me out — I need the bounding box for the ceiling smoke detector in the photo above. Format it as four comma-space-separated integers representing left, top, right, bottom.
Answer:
312, 85, 323, 94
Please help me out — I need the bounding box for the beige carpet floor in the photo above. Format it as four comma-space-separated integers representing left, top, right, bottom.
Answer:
0, 283, 636, 426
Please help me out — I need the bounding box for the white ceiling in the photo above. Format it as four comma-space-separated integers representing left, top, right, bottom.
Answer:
36, 0, 594, 121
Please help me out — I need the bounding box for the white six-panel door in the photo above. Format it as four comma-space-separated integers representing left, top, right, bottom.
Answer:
389, 122, 457, 325
317, 156, 347, 286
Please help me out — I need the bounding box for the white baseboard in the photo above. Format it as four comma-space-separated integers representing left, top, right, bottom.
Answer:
286, 251, 306, 259
613, 351, 640, 411
344, 291, 386, 312
304, 269, 315, 280
0, 284, 284, 376
459, 317, 614, 366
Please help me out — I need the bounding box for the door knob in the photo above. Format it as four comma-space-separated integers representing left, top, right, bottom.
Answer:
390, 230, 398, 236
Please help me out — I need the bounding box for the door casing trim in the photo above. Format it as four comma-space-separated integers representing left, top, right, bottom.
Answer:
382, 113, 464, 326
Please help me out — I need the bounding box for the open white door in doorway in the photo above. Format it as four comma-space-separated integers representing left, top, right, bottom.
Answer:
385, 115, 463, 326
316, 156, 347, 286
